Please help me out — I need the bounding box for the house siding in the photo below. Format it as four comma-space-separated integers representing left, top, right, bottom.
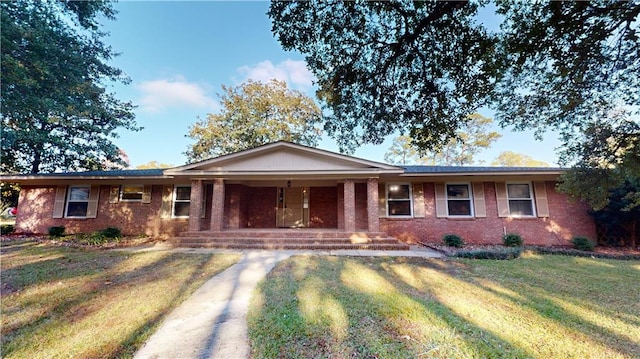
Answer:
380, 181, 596, 246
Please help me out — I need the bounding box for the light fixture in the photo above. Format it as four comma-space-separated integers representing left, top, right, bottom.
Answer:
287, 180, 291, 188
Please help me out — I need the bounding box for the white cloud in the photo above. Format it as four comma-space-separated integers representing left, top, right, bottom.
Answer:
137, 77, 218, 112
237, 59, 315, 89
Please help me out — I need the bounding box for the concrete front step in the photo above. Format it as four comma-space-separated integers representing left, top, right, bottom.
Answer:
175, 237, 401, 245
171, 242, 410, 250
178, 230, 392, 239
171, 229, 410, 251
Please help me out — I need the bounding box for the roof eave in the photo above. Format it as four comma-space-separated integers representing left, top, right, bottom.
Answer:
400, 170, 565, 177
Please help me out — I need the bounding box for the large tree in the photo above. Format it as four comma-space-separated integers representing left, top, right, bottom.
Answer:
268, 1, 499, 153
269, 0, 639, 210
1, 0, 138, 174
557, 112, 640, 210
384, 136, 422, 165
384, 113, 500, 166
185, 79, 322, 162
491, 151, 550, 167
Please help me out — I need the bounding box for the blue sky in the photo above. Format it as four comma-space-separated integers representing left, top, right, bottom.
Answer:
102, 1, 561, 168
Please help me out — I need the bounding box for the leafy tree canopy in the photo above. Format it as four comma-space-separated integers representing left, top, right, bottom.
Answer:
384, 113, 500, 166
491, 151, 550, 167
269, 1, 639, 154
269, 0, 639, 212
185, 79, 322, 162
269, 1, 499, 153
1, 0, 139, 174
135, 161, 175, 170
558, 112, 640, 210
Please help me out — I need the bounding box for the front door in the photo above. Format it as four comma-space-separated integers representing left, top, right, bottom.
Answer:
277, 187, 308, 227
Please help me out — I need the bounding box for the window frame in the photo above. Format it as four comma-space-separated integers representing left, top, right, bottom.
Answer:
172, 185, 191, 218
65, 185, 91, 218
119, 184, 144, 202
506, 182, 537, 217
386, 183, 413, 217
445, 182, 474, 217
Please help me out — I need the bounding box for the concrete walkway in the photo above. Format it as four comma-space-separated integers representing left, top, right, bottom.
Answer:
132, 246, 442, 359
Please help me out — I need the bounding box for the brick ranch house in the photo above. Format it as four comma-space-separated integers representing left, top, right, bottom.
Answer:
3, 141, 596, 249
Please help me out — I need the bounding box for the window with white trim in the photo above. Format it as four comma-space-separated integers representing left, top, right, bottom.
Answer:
173, 185, 191, 217
120, 185, 144, 201
66, 186, 90, 217
446, 183, 473, 216
387, 184, 412, 216
507, 183, 535, 216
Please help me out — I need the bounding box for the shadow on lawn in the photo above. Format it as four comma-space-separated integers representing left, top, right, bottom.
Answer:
253, 257, 529, 358
379, 257, 639, 358
0, 242, 226, 358
252, 255, 639, 358
456, 257, 640, 358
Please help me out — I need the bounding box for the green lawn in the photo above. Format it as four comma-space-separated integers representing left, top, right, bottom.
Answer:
0, 240, 241, 358
249, 253, 640, 359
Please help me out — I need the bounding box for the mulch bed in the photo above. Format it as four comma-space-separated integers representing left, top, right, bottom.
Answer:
0, 234, 163, 249
422, 242, 640, 260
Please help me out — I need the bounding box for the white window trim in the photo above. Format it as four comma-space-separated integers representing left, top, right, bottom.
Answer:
119, 184, 144, 202
172, 184, 191, 218
445, 182, 474, 218
386, 183, 413, 217
65, 185, 90, 218
506, 182, 537, 217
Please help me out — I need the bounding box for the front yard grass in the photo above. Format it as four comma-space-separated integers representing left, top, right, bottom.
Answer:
249, 253, 640, 358
0, 240, 240, 358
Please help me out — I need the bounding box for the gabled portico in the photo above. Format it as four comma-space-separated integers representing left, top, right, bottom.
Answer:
164, 142, 402, 236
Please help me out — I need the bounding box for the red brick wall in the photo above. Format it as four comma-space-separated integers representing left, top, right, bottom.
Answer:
381, 181, 597, 246
15, 185, 187, 238
309, 186, 338, 228
225, 184, 250, 229
246, 187, 277, 228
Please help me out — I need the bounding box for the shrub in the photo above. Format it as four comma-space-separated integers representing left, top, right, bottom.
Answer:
99, 227, 122, 239
503, 233, 523, 247
455, 247, 522, 260
571, 236, 596, 251
442, 234, 465, 248
48, 226, 65, 238
1, 224, 15, 234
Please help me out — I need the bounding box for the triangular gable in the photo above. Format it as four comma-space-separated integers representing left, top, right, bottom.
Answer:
164, 141, 401, 176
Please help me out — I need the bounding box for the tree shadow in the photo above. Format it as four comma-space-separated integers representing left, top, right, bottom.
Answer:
251, 255, 640, 358
1, 243, 236, 358
252, 256, 532, 358
388, 256, 640, 358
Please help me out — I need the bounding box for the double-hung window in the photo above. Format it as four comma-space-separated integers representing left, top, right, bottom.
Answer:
387, 184, 412, 217
173, 185, 191, 217
506, 183, 535, 216
446, 183, 473, 217
66, 186, 90, 217
120, 185, 144, 201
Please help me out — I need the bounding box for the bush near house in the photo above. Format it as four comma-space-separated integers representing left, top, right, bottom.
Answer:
99, 227, 122, 239
503, 233, 523, 247
571, 236, 596, 251
48, 226, 65, 238
442, 234, 464, 248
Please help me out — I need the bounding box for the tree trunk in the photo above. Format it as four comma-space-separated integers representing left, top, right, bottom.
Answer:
631, 219, 637, 249
30, 149, 41, 174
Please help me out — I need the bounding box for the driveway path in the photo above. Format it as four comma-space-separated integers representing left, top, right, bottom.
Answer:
132, 247, 442, 359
